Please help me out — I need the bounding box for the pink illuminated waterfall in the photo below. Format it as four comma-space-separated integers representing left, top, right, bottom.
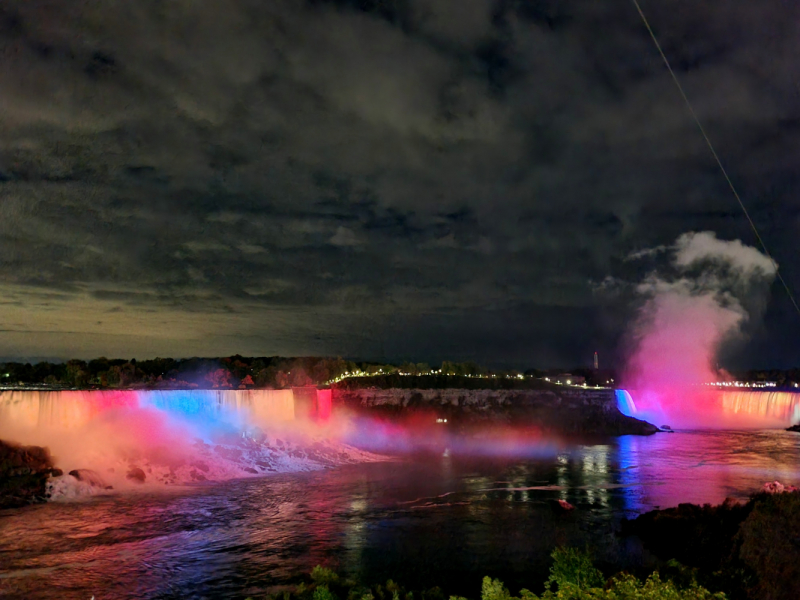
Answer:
0, 388, 339, 485
0, 389, 298, 430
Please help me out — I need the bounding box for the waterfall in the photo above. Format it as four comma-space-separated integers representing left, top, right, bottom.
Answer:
0, 388, 305, 432
0, 387, 368, 492
140, 390, 296, 427
720, 390, 800, 426
616, 389, 800, 428
615, 389, 637, 417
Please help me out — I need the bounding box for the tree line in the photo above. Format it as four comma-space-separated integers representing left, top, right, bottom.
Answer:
0, 356, 566, 390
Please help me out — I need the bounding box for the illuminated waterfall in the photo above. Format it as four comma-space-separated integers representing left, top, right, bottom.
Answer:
141, 390, 296, 427
0, 388, 347, 488
615, 389, 637, 417
616, 389, 800, 428
721, 390, 800, 426
0, 389, 301, 432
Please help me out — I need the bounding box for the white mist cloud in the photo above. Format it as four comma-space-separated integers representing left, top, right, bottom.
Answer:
673, 231, 777, 277
625, 231, 778, 428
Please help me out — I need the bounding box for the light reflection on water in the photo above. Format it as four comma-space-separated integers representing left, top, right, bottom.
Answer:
1, 430, 799, 600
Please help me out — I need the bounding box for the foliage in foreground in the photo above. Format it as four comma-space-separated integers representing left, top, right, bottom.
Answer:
624, 491, 800, 599
480, 547, 725, 600
248, 547, 725, 600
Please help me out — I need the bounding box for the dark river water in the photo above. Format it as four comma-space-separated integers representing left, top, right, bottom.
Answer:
1, 430, 799, 599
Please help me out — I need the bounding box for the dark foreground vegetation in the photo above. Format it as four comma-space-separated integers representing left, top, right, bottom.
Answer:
251, 548, 723, 600
623, 492, 800, 600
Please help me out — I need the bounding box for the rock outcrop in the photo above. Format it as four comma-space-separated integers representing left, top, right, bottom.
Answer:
332, 387, 658, 436
68, 469, 112, 489
126, 467, 146, 483
0, 439, 60, 509
787, 423, 800, 432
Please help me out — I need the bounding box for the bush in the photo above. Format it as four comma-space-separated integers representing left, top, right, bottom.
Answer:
736, 492, 800, 600
624, 492, 800, 599
530, 548, 726, 600
256, 550, 724, 600
314, 586, 337, 600
482, 577, 514, 600
544, 547, 606, 592
312, 566, 341, 586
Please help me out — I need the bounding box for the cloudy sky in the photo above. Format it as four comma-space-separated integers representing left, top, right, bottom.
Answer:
1, 0, 799, 368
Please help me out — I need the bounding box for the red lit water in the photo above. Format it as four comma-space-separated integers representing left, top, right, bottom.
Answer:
1, 430, 799, 599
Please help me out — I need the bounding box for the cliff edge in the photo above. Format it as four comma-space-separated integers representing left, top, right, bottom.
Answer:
0, 440, 61, 509
331, 384, 657, 436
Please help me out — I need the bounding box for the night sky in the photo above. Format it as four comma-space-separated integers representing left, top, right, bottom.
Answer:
1, 0, 799, 368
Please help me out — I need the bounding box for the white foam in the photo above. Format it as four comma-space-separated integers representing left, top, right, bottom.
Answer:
43, 435, 384, 500
46, 475, 112, 501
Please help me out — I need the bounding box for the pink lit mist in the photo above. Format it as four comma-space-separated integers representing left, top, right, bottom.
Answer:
622, 232, 777, 428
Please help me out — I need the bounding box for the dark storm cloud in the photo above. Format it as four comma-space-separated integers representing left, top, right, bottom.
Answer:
1, 0, 799, 366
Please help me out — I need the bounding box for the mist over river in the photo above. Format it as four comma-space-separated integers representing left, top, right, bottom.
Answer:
1, 430, 799, 600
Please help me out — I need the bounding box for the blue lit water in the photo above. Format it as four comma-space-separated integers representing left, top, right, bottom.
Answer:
615, 389, 637, 417
1, 430, 799, 599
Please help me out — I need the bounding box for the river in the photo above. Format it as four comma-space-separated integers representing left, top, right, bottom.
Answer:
1, 430, 799, 599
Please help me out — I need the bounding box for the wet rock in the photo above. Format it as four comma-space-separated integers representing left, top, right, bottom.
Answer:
787, 424, 800, 432
0, 439, 57, 508
68, 469, 108, 488
213, 445, 243, 461
126, 467, 146, 483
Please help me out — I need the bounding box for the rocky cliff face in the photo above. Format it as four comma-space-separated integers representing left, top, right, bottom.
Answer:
0, 440, 61, 509
332, 387, 658, 436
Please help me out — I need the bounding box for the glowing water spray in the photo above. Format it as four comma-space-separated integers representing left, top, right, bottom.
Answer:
623, 232, 778, 428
